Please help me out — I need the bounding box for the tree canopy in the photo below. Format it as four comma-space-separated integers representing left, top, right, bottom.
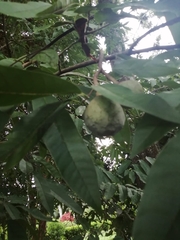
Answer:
1, 0, 180, 239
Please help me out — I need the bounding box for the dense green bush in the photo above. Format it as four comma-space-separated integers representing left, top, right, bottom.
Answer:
64, 225, 84, 239
46, 222, 65, 240
45, 221, 112, 239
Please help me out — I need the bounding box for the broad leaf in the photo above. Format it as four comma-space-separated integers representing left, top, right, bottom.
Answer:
113, 56, 180, 78
103, 183, 116, 200
37, 0, 78, 16
133, 129, 180, 240
0, 106, 15, 132
114, 119, 131, 148
43, 109, 101, 211
0, 66, 81, 106
20, 206, 51, 221
32, 49, 59, 68
34, 175, 54, 215
117, 160, 131, 175
19, 159, 33, 174
133, 164, 147, 183
92, 84, 180, 124
131, 114, 176, 157
34, 174, 83, 214
0, 1, 51, 18
4, 203, 22, 220
0, 102, 65, 169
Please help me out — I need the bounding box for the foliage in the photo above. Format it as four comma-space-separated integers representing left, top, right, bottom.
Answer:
64, 224, 84, 239
1, 0, 180, 239
46, 221, 66, 240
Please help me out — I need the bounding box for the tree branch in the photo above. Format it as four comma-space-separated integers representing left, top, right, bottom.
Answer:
56, 44, 180, 75
128, 16, 180, 53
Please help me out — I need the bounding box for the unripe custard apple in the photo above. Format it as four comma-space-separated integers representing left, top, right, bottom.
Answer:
119, 80, 143, 93
83, 95, 125, 137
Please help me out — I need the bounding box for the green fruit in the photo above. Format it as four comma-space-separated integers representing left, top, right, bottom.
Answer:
119, 79, 143, 93
83, 95, 125, 137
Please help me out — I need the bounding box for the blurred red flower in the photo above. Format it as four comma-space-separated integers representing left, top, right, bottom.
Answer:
60, 212, 74, 222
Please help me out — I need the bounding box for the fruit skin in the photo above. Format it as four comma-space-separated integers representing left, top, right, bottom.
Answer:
83, 95, 125, 137
119, 80, 143, 93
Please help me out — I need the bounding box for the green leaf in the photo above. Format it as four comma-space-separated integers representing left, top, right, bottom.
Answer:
43, 109, 101, 211
75, 5, 94, 13
104, 183, 116, 200
117, 160, 131, 175
92, 84, 180, 124
7, 195, 27, 205
19, 159, 33, 174
0, 1, 51, 18
0, 59, 23, 68
34, 175, 54, 215
48, 183, 83, 214
95, 166, 112, 186
0, 66, 81, 106
161, 80, 180, 89
114, 119, 131, 148
0, 101, 65, 169
145, 156, 155, 165
94, 8, 120, 23
128, 171, 136, 184
0, 106, 15, 132
133, 164, 147, 183
131, 114, 176, 157
133, 129, 180, 240
20, 206, 51, 221
158, 88, 180, 109
139, 160, 151, 175
4, 203, 22, 220
118, 184, 127, 202
32, 49, 58, 68
37, 0, 78, 17
34, 174, 83, 214
113, 56, 180, 78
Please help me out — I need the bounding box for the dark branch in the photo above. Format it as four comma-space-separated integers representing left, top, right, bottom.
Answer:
56, 44, 180, 75
27, 27, 75, 60
128, 16, 180, 54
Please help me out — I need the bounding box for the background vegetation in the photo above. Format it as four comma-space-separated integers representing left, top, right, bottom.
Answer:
1, 0, 180, 239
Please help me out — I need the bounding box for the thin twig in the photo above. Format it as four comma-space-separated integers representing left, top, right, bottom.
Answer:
56, 44, 180, 75
86, 23, 110, 35
27, 27, 75, 60
101, 69, 119, 84
93, 49, 104, 86
128, 16, 180, 53
59, 40, 79, 57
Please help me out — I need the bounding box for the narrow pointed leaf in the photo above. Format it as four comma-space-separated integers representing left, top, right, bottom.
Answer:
43, 110, 101, 211
113, 55, 180, 78
34, 174, 83, 214
133, 129, 180, 240
20, 206, 51, 221
48, 183, 83, 214
131, 114, 176, 157
0, 66, 81, 106
34, 175, 54, 215
4, 203, 22, 220
0, 106, 15, 132
0, 102, 64, 168
0, 1, 51, 18
92, 84, 180, 124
